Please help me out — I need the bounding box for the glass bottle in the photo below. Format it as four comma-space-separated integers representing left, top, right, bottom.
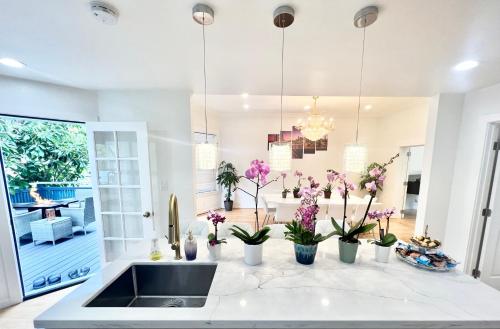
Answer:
184, 230, 197, 261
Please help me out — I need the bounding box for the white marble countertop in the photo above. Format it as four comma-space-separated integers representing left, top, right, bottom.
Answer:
35, 238, 500, 329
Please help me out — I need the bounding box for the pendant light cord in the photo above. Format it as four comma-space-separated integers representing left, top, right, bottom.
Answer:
202, 12, 208, 143
279, 21, 285, 142
355, 22, 366, 144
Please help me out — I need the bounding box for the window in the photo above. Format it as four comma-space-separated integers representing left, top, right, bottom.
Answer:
193, 132, 218, 193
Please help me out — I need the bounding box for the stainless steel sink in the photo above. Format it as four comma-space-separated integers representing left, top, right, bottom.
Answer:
85, 264, 217, 308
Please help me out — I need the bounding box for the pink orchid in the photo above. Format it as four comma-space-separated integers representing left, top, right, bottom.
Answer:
367, 210, 383, 220
365, 181, 377, 193
369, 167, 383, 178
383, 207, 396, 219
327, 172, 336, 183
281, 172, 287, 178
294, 170, 303, 177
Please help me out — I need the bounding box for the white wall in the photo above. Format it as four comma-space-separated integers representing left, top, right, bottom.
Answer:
98, 90, 195, 235
0, 75, 98, 121
417, 94, 464, 241
215, 106, 428, 211
444, 83, 500, 266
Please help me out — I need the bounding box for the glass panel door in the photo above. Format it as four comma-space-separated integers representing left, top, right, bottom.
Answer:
87, 122, 153, 262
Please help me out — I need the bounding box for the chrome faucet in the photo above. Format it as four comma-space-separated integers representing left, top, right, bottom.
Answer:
168, 193, 182, 260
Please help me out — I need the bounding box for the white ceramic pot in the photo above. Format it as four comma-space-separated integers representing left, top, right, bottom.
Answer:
374, 244, 391, 263
244, 243, 263, 266
207, 243, 222, 261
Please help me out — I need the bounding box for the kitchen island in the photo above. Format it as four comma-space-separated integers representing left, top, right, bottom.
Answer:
35, 238, 500, 329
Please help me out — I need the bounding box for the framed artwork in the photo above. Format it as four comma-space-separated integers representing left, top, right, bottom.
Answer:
267, 134, 279, 150
304, 138, 316, 154
280, 130, 292, 142
315, 135, 328, 151
292, 126, 303, 159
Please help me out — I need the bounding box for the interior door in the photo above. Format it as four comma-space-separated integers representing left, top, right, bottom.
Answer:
87, 122, 154, 263
480, 137, 500, 290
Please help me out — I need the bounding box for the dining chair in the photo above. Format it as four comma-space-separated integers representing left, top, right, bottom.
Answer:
275, 204, 297, 223
260, 196, 276, 226
218, 222, 253, 238
265, 224, 287, 239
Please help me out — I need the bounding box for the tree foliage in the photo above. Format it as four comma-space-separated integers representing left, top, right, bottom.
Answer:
0, 118, 89, 192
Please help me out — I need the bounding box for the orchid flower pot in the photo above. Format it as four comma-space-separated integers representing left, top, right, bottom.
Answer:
244, 243, 263, 266
282, 191, 288, 199
224, 200, 234, 211
323, 190, 332, 199
294, 243, 318, 265
207, 243, 222, 261
374, 244, 391, 263
293, 190, 300, 198
338, 238, 359, 264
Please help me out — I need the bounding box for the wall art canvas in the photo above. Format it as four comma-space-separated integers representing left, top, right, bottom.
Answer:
267, 133, 279, 150
315, 135, 328, 151
304, 138, 316, 154
292, 126, 304, 159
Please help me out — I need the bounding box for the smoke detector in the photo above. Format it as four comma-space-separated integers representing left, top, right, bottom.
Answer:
90, 1, 119, 25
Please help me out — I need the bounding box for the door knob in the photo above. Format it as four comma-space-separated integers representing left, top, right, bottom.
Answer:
143, 211, 151, 218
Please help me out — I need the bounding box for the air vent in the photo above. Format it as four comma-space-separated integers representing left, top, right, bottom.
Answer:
90, 1, 119, 25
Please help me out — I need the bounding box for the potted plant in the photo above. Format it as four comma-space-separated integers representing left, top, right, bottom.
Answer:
280, 172, 290, 198
323, 171, 335, 199
292, 170, 304, 198
232, 159, 278, 265
285, 184, 333, 265
331, 154, 399, 263
216, 161, 240, 211
230, 225, 271, 265
368, 208, 398, 263
207, 211, 227, 261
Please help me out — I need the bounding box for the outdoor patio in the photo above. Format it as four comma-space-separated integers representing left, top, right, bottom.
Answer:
18, 229, 100, 296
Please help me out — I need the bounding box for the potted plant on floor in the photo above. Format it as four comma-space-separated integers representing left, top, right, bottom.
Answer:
281, 172, 290, 198
207, 211, 227, 261
232, 159, 277, 265
285, 180, 333, 265
331, 154, 399, 263
216, 161, 240, 211
292, 170, 304, 198
368, 208, 398, 263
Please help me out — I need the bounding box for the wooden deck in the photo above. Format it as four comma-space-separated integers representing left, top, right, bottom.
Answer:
18, 230, 100, 297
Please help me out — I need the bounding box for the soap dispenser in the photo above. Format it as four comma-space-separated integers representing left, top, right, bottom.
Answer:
184, 230, 197, 261
150, 238, 162, 261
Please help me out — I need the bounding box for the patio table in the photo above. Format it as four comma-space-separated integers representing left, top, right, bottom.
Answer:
30, 216, 73, 246
13, 199, 79, 218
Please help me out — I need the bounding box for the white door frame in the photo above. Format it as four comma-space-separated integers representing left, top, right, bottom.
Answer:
465, 114, 500, 275
0, 156, 23, 308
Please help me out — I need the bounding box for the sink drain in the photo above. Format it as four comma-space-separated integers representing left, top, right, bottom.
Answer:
162, 298, 185, 308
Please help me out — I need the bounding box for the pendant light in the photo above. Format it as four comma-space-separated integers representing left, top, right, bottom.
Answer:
193, 4, 217, 170
343, 6, 378, 173
269, 5, 294, 172
298, 96, 334, 142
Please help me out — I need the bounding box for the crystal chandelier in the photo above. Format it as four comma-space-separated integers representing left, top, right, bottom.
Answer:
297, 96, 334, 142
269, 5, 294, 171
193, 4, 217, 170
343, 6, 378, 173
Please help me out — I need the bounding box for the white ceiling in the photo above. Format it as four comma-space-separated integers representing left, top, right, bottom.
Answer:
191, 94, 428, 117
1, 0, 500, 96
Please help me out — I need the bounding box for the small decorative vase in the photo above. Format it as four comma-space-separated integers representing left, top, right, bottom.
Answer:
294, 243, 318, 265
244, 243, 263, 266
293, 190, 300, 198
374, 244, 391, 263
323, 190, 331, 199
281, 191, 288, 199
207, 243, 222, 261
338, 238, 359, 264
224, 200, 233, 211
184, 230, 197, 261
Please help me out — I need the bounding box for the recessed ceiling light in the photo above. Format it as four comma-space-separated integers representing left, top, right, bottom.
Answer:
364, 104, 373, 111
453, 60, 479, 71
243, 104, 250, 110
241, 93, 249, 98
304, 105, 311, 111
0, 58, 25, 68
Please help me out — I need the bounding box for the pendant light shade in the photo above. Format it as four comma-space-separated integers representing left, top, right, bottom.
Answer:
193, 4, 217, 170
343, 6, 377, 173
196, 142, 217, 170
269, 5, 294, 171
343, 143, 367, 174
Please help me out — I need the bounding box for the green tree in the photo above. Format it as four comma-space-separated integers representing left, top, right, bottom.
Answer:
0, 118, 89, 193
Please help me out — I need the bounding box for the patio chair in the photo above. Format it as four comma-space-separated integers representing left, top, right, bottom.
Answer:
12, 209, 42, 246
60, 197, 95, 234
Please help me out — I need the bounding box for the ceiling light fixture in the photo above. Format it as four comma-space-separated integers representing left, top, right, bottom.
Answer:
90, 1, 119, 25
453, 60, 479, 71
297, 96, 334, 141
269, 5, 294, 172
193, 4, 217, 170
0, 57, 25, 68
243, 104, 250, 110
344, 6, 378, 173
364, 104, 373, 110
304, 105, 311, 111
241, 93, 249, 98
